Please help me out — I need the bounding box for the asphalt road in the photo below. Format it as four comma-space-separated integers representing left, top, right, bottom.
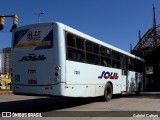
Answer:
0, 92, 160, 120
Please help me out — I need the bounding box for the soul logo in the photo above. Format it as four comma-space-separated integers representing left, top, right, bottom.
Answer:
19, 54, 46, 62
98, 71, 119, 79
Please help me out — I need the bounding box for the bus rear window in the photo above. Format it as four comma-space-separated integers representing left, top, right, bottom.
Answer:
13, 27, 53, 51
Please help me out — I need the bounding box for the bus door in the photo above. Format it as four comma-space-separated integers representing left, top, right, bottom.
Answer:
121, 56, 128, 91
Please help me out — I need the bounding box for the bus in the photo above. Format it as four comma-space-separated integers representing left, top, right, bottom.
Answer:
11, 22, 144, 101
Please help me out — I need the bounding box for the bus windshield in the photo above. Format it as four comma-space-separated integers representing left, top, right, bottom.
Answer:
13, 27, 53, 51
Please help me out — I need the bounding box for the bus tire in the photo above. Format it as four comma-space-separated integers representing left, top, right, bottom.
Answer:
104, 83, 112, 101
136, 83, 141, 95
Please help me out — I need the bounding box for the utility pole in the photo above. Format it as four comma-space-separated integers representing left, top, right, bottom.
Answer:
34, 12, 44, 23
139, 30, 141, 42
152, 4, 157, 48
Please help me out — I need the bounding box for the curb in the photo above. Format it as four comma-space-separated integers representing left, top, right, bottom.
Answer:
0, 91, 12, 95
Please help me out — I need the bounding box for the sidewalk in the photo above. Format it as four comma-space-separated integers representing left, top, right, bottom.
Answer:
0, 90, 12, 95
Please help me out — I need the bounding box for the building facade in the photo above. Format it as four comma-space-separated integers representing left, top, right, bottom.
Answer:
1, 47, 11, 74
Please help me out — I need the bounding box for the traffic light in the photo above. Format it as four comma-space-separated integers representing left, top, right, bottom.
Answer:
13, 14, 18, 25
11, 14, 18, 30
0, 15, 5, 30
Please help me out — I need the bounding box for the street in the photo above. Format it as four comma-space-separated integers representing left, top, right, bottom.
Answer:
0, 92, 160, 120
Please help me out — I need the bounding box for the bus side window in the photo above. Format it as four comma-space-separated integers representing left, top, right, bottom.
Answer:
93, 43, 99, 54
106, 49, 111, 57
86, 41, 100, 65
67, 34, 76, 47
112, 51, 120, 60
112, 60, 120, 68
77, 50, 85, 62
86, 53, 100, 65
76, 38, 84, 50
67, 48, 76, 61
112, 51, 120, 68
76, 37, 85, 62
86, 41, 93, 52
100, 46, 111, 67
101, 57, 111, 67
100, 46, 106, 56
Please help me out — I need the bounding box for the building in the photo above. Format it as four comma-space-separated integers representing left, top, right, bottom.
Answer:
131, 5, 160, 91
1, 47, 11, 75
0, 52, 2, 73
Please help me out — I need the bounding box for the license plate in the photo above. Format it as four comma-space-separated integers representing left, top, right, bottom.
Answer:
28, 80, 37, 84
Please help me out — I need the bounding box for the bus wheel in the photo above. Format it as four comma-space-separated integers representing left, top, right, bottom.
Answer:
104, 83, 112, 101
136, 83, 141, 95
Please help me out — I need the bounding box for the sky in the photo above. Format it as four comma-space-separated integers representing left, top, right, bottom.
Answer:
0, 0, 160, 53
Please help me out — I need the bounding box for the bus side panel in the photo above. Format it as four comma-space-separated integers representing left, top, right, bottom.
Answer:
65, 60, 121, 97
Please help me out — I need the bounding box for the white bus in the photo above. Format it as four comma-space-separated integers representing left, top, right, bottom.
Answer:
11, 22, 144, 101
